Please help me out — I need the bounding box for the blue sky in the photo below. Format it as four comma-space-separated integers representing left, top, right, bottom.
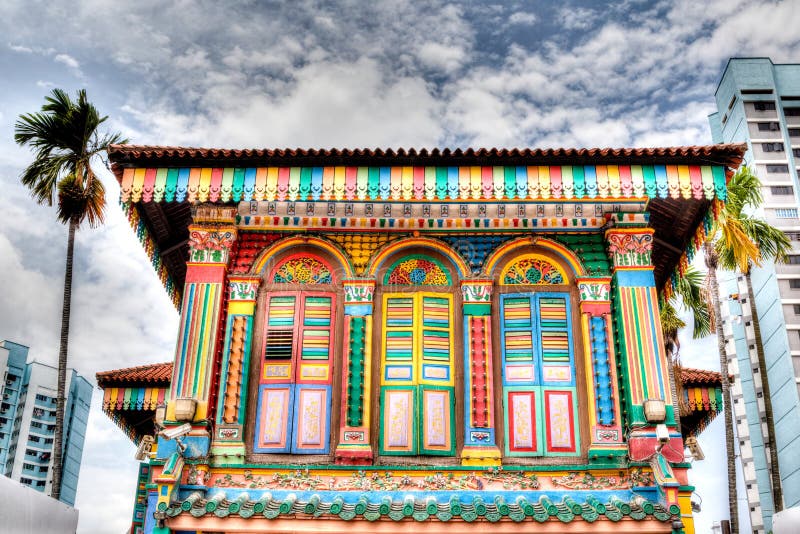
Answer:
1, 1, 799, 532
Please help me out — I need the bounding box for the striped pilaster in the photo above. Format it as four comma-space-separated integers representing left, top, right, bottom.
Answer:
460, 279, 501, 466
335, 280, 375, 464
577, 277, 625, 461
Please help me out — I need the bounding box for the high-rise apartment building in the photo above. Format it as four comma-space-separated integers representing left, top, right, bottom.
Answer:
709, 58, 800, 533
0, 340, 92, 506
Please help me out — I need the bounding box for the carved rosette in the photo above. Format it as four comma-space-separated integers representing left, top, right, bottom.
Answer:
460, 279, 493, 303
605, 228, 654, 268
228, 276, 260, 302
188, 225, 237, 264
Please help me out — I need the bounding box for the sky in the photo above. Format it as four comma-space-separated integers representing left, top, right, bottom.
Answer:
1, 0, 799, 532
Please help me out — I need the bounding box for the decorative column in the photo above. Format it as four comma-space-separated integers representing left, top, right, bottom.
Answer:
334, 279, 375, 464
576, 277, 626, 463
161, 206, 237, 460
460, 279, 501, 466
211, 275, 260, 465
605, 227, 683, 470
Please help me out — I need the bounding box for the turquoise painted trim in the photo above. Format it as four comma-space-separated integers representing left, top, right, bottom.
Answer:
614, 269, 655, 287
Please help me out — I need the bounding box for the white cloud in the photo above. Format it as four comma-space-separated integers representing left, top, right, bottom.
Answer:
8, 42, 33, 53
557, 7, 596, 30
508, 11, 537, 25
54, 52, 79, 69
36, 80, 54, 88
417, 41, 468, 74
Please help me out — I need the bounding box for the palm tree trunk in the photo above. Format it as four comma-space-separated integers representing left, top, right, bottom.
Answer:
51, 217, 77, 501
744, 271, 783, 512
706, 244, 739, 533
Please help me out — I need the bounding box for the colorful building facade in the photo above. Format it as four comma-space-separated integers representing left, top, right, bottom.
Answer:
102, 144, 744, 534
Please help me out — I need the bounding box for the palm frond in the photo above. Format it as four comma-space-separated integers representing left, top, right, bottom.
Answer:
739, 215, 792, 264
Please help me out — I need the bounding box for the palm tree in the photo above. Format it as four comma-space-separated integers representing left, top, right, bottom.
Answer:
14, 89, 125, 501
660, 267, 712, 429
706, 165, 792, 530
704, 243, 739, 533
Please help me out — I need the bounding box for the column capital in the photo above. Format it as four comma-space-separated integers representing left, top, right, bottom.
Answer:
461, 278, 493, 316
576, 277, 611, 315
342, 279, 376, 316
188, 224, 238, 265
604, 227, 654, 269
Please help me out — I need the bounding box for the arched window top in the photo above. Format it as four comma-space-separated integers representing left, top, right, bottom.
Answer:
270, 254, 334, 284
384, 254, 452, 286
500, 254, 567, 285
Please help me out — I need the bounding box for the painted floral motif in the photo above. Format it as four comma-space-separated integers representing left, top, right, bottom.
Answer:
188, 228, 236, 263
343, 280, 375, 304
606, 231, 653, 267
550, 468, 652, 490
483, 468, 540, 490
460, 280, 493, 303
502, 256, 565, 285
229, 279, 259, 301
272, 257, 333, 284
577, 280, 611, 302
385, 256, 451, 286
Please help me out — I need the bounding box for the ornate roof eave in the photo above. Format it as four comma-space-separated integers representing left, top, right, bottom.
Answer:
108, 144, 746, 169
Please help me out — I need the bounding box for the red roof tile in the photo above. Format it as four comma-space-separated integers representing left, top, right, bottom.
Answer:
679, 366, 722, 385
96, 362, 172, 387
108, 143, 747, 169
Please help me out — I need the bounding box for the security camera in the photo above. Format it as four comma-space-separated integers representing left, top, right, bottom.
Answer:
656, 424, 670, 445
159, 423, 192, 440
134, 435, 155, 461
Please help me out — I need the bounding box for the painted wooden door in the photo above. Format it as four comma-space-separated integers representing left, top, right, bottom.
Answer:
500, 293, 579, 457
379, 293, 455, 456
254, 292, 334, 454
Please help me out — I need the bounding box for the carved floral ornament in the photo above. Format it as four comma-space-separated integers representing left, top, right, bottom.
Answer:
384, 255, 452, 286
270, 255, 334, 284
211, 468, 653, 492
188, 226, 237, 263
500, 254, 567, 285
605, 230, 654, 267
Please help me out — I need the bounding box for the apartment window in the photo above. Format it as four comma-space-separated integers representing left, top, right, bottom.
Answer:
793, 149, 800, 158
789, 128, 800, 137
742, 89, 773, 95
754, 102, 776, 111
30, 421, 41, 429
35, 394, 48, 402
44, 438, 52, 445
28, 435, 39, 443
20, 478, 31, 485
763, 142, 785, 152
794, 304, 800, 314
35, 480, 45, 487
788, 232, 800, 241
774, 208, 798, 218
790, 278, 800, 288
728, 95, 737, 110
24, 449, 36, 457
767, 164, 790, 173
38, 466, 47, 473
788, 255, 800, 265
22, 463, 34, 470
771, 186, 793, 195
785, 107, 800, 116
758, 122, 780, 131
